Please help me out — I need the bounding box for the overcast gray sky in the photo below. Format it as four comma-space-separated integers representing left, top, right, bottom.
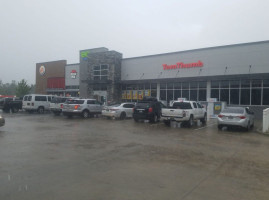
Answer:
1, 0, 269, 84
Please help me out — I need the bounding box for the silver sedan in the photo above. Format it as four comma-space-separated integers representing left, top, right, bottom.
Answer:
102, 103, 135, 120
0, 115, 5, 127
217, 107, 254, 131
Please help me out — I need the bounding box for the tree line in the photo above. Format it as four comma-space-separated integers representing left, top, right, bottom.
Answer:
0, 79, 35, 97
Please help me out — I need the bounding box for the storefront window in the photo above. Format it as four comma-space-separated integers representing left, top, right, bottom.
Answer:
160, 90, 166, 100
251, 88, 261, 105
220, 89, 229, 103
198, 90, 206, 101
190, 90, 197, 101
263, 89, 269, 105
241, 80, 250, 88
263, 79, 269, 87
174, 82, 181, 89
182, 90, 189, 100
211, 89, 219, 100
151, 83, 157, 89
151, 90, 157, 98
230, 80, 240, 88
252, 80, 262, 88
182, 82, 189, 89
211, 81, 219, 88
167, 83, 173, 89
174, 90, 181, 99
138, 84, 144, 90
160, 83, 166, 89
199, 81, 207, 89
167, 90, 173, 103
241, 89, 250, 105
230, 89, 239, 104
190, 82, 198, 89
220, 81, 229, 88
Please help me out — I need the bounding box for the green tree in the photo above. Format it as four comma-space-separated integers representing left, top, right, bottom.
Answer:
16, 79, 31, 97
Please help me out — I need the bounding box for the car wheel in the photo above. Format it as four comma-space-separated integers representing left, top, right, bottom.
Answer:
82, 110, 89, 118
218, 125, 222, 130
164, 120, 171, 126
38, 107, 44, 114
187, 115, 194, 128
12, 107, 19, 113
201, 114, 207, 125
120, 112, 126, 120
245, 121, 250, 132
150, 114, 158, 123
134, 117, 139, 122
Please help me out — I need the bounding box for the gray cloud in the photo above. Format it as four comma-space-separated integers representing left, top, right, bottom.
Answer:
1, 0, 269, 84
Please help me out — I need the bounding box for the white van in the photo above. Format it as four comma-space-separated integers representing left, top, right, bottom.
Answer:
22, 94, 54, 114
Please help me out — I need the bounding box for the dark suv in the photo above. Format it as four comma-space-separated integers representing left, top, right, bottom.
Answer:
133, 97, 165, 123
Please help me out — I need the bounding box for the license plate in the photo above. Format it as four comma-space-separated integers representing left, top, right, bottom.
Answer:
228, 116, 233, 119
139, 110, 143, 113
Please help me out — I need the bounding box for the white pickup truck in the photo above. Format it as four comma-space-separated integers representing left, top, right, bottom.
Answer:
161, 101, 207, 127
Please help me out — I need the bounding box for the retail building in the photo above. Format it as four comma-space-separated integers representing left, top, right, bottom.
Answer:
36, 40, 269, 116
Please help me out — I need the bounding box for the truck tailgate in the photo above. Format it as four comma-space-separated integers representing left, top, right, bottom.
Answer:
161, 108, 184, 118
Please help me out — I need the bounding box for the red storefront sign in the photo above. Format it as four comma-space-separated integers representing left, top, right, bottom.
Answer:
163, 60, 203, 70
47, 77, 65, 89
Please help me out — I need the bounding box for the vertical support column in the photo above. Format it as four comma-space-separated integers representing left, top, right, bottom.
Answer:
206, 80, 211, 101
157, 83, 160, 100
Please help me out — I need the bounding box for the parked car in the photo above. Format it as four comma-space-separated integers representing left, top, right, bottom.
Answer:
0, 97, 22, 113
217, 107, 254, 131
22, 94, 54, 114
102, 103, 135, 119
62, 99, 102, 118
50, 96, 74, 116
161, 101, 207, 127
0, 114, 5, 127
133, 97, 165, 123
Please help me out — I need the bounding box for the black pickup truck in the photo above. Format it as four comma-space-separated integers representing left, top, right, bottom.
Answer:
0, 97, 23, 113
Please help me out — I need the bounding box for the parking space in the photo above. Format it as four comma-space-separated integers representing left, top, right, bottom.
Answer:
1, 113, 269, 200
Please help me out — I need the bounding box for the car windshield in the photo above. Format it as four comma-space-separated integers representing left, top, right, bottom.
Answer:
172, 102, 192, 109
66, 99, 84, 104
222, 108, 244, 114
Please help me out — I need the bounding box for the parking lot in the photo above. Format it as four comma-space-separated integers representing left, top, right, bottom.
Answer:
1, 112, 269, 200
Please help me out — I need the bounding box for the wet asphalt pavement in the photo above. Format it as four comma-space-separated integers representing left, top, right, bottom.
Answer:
0, 112, 269, 200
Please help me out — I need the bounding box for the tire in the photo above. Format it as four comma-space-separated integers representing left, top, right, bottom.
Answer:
187, 115, 194, 128
38, 107, 44, 114
82, 110, 89, 118
120, 112, 126, 120
201, 114, 207, 125
164, 120, 171, 126
150, 114, 158, 123
134, 117, 139, 122
218, 125, 223, 130
245, 121, 250, 132
12, 107, 19, 113
251, 121, 254, 129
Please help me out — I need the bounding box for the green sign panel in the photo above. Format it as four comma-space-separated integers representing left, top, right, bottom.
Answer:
81, 50, 90, 60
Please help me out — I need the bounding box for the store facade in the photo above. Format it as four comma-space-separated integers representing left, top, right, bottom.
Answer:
36, 41, 269, 117
121, 41, 269, 109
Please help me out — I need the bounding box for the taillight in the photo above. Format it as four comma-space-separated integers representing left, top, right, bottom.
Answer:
60, 104, 63, 108
74, 105, 80, 109
32, 103, 34, 106
218, 114, 224, 118
132, 108, 134, 112
110, 108, 119, 111
238, 116, 246, 119
148, 107, 153, 113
